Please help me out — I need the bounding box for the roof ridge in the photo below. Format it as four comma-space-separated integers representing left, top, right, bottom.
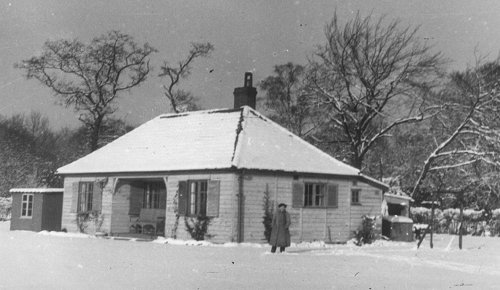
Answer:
159, 107, 243, 119
230, 107, 249, 167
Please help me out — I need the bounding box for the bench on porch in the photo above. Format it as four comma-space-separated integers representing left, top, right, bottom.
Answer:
130, 208, 165, 236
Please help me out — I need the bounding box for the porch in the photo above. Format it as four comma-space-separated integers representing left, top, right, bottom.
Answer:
111, 178, 167, 237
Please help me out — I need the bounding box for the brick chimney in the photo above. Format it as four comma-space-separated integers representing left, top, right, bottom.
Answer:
233, 72, 257, 109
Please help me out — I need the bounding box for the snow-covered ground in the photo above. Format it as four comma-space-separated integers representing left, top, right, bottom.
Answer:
1, 221, 499, 289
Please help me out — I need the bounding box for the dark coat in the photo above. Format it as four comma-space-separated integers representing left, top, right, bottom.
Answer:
269, 210, 291, 247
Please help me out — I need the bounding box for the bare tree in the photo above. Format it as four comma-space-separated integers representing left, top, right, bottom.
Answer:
308, 12, 443, 169
411, 60, 500, 198
26, 111, 49, 140
159, 42, 214, 113
16, 31, 156, 152
0, 114, 50, 193
406, 59, 500, 250
259, 62, 314, 137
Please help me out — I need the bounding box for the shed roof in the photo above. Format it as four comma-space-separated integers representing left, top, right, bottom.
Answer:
57, 106, 387, 189
10, 188, 64, 193
384, 193, 414, 204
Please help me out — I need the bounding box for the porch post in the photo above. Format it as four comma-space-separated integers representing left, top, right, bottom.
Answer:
112, 178, 120, 194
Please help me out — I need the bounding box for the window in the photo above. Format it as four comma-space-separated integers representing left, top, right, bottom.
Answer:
188, 180, 208, 216
78, 182, 94, 212
351, 189, 361, 205
304, 183, 325, 207
21, 194, 34, 217
292, 182, 338, 208
143, 182, 163, 209
178, 180, 220, 217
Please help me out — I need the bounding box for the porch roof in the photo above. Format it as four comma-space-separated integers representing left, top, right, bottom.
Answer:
57, 106, 387, 188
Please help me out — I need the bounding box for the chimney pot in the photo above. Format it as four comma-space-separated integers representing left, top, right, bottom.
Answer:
244, 72, 253, 87
234, 72, 257, 109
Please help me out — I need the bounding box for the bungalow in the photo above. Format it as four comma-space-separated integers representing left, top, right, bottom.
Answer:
57, 73, 388, 243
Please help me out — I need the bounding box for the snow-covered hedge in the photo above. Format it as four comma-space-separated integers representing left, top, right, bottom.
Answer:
410, 207, 499, 236
489, 209, 500, 236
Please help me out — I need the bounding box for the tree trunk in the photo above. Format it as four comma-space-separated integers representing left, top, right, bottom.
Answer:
89, 115, 104, 152
350, 154, 363, 169
459, 194, 463, 250
430, 193, 435, 249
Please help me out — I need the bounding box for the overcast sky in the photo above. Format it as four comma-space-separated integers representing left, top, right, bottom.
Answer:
2, 0, 500, 129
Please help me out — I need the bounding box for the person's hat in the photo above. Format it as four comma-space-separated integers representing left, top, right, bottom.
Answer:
278, 203, 287, 208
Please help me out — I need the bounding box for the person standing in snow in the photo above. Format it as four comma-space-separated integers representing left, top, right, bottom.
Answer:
270, 203, 291, 253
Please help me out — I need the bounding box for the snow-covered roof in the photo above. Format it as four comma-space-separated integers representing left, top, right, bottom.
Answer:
384, 193, 414, 203
57, 106, 387, 187
10, 188, 64, 193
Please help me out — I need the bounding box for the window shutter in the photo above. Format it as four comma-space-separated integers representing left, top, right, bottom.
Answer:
177, 181, 188, 216
326, 184, 338, 208
70, 182, 79, 213
292, 182, 304, 208
92, 182, 103, 212
207, 180, 220, 217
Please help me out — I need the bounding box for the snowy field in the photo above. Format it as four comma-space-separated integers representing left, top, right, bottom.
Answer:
1, 222, 499, 289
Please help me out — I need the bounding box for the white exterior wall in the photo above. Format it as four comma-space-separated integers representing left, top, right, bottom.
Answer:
62, 173, 239, 242
61, 172, 383, 243
61, 176, 113, 234
348, 181, 383, 232
111, 180, 138, 234
164, 172, 238, 243
240, 173, 383, 243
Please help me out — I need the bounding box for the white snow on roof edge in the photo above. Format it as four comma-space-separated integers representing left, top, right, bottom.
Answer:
359, 174, 389, 190
10, 188, 64, 193
384, 193, 414, 202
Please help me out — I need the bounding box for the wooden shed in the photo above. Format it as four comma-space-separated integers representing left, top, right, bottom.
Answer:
381, 193, 414, 241
9, 188, 64, 232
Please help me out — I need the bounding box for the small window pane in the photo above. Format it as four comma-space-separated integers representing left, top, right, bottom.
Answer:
21, 194, 34, 217
190, 191, 196, 214
188, 180, 208, 216
78, 182, 94, 212
304, 183, 325, 207
351, 189, 361, 204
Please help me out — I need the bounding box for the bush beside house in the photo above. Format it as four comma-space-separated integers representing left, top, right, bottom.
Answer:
0, 197, 12, 221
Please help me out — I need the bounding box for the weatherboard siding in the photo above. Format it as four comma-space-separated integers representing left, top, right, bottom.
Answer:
61, 177, 78, 232
100, 178, 113, 233
61, 177, 110, 233
110, 181, 135, 234
61, 173, 383, 242
240, 174, 382, 243
349, 182, 383, 233
164, 172, 238, 243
